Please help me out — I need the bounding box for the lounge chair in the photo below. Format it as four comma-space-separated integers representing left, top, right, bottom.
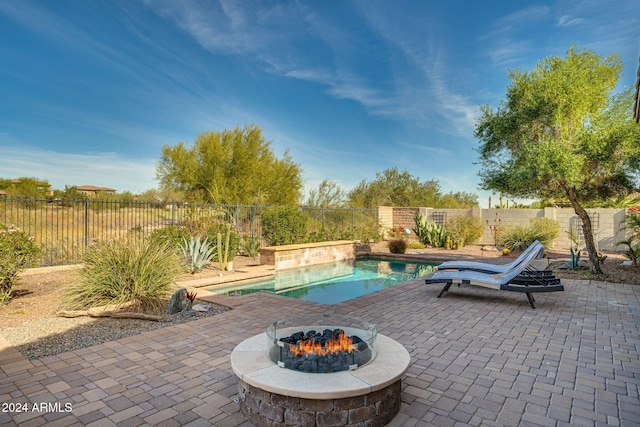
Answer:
437, 240, 545, 274
436, 240, 555, 285
425, 246, 563, 309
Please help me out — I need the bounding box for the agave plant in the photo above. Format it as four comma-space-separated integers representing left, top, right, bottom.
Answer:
179, 236, 216, 274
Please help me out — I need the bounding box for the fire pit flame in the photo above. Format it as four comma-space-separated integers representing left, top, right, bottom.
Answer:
290, 330, 355, 357
267, 314, 377, 373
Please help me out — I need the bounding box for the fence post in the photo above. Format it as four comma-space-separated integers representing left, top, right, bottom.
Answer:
84, 199, 89, 248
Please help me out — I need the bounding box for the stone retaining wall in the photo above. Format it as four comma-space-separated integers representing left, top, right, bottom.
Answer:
259, 240, 355, 270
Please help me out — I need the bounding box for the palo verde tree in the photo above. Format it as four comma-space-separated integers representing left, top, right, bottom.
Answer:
157, 125, 304, 205
475, 47, 640, 274
306, 179, 347, 207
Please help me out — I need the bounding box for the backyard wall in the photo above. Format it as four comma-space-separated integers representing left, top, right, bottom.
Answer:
378, 206, 629, 251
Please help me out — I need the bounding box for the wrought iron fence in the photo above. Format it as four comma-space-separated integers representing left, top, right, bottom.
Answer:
0, 198, 377, 266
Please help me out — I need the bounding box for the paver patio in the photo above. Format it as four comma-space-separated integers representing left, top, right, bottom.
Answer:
1, 275, 639, 426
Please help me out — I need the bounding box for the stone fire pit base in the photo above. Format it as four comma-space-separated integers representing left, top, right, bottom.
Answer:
231, 333, 410, 427
238, 377, 401, 427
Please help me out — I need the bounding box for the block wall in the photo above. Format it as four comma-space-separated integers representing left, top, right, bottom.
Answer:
384, 207, 631, 251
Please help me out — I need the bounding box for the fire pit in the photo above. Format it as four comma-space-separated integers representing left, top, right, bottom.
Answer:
266, 313, 376, 373
231, 313, 410, 426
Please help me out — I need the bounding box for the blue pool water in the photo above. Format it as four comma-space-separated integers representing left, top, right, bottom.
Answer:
207, 257, 438, 304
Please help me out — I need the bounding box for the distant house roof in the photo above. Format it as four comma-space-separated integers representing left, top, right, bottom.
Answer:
75, 185, 116, 192
635, 56, 640, 124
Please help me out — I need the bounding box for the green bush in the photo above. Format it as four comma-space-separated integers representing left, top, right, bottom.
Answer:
261, 207, 309, 246
499, 217, 560, 251
446, 215, 485, 246
0, 225, 41, 304
62, 236, 183, 312
388, 239, 408, 254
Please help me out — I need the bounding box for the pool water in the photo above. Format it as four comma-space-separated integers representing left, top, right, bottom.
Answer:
207, 257, 438, 304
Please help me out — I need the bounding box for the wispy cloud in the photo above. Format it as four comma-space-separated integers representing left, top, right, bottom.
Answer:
557, 14, 583, 27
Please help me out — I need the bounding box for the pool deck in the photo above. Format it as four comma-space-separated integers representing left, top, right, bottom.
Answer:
1, 264, 639, 426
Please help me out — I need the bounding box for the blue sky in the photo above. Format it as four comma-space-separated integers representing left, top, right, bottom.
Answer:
1, 1, 638, 206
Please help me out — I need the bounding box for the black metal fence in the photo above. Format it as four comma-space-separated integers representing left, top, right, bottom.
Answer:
0, 198, 377, 266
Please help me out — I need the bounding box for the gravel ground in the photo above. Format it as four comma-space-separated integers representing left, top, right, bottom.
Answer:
1, 249, 637, 361
4, 306, 228, 360
1, 266, 236, 360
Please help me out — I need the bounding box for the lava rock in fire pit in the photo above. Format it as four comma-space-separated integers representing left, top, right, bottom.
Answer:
276, 328, 372, 373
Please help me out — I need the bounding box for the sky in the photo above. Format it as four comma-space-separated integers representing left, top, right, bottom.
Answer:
1, 1, 639, 207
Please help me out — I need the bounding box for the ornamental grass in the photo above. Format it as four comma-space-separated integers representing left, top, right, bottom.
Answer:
62, 236, 182, 313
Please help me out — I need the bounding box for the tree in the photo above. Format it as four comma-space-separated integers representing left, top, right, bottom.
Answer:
439, 191, 479, 208
475, 47, 640, 273
306, 180, 347, 207
0, 177, 51, 198
348, 167, 441, 208
347, 167, 478, 208
156, 125, 304, 205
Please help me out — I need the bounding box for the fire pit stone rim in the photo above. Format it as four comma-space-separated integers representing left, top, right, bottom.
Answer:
230, 332, 410, 400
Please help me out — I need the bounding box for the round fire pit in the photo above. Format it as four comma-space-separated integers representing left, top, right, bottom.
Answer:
266, 313, 377, 373
231, 314, 410, 427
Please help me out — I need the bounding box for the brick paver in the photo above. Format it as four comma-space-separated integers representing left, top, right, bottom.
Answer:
1, 277, 639, 426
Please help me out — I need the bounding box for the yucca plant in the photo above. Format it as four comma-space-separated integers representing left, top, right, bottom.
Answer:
179, 236, 216, 274
62, 236, 182, 312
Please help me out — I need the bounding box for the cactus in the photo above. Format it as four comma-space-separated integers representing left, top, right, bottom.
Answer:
217, 226, 231, 271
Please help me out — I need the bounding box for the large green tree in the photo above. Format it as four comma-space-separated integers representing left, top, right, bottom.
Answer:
475, 47, 640, 273
157, 125, 304, 205
347, 167, 478, 208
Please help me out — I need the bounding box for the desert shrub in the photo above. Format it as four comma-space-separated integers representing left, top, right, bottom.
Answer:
62, 236, 182, 312
388, 239, 408, 254
305, 224, 382, 244
240, 234, 261, 257
499, 218, 560, 251
408, 242, 426, 249
616, 207, 640, 266
446, 215, 485, 246
150, 225, 191, 247
0, 225, 41, 304
529, 217, 560, 247
261, 207, 309, 246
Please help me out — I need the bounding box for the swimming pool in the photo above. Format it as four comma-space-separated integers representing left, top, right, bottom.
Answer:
207, 257, 439, 304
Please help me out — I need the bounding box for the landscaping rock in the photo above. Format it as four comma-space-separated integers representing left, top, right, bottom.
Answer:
167, 288, 191, 314
192, 304, 212, 312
